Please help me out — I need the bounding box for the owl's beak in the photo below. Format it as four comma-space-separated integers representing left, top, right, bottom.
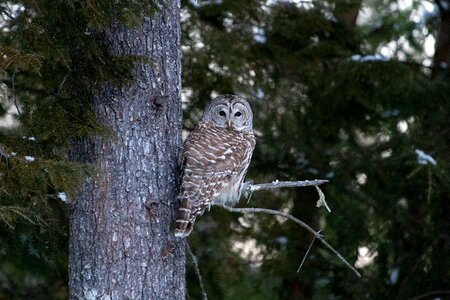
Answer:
226, 120, 233, 129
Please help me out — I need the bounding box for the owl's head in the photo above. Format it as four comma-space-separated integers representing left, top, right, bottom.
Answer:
201, 95, 253, 132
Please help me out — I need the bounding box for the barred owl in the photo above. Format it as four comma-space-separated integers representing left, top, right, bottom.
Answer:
175, 95, 256, 238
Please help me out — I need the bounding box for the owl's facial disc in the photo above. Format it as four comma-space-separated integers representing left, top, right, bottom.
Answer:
202, 95, 253, 133
209, 104, 229, 129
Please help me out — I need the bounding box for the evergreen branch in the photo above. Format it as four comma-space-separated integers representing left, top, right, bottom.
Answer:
223, 205, 361, 278
11, 72, 21, 116
0, 206, 37, 229
0, 210, 14, 230
434, 0, 448, 14
186, 243, 208, 300
6, 206, 37, 225
0, 7, 14, 21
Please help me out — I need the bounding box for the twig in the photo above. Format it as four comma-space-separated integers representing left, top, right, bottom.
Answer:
223, 205, 361, 278
315, 186, 331, 212
186, 243, 208, 300
11, 71, 21, 116
408, 290, 450, 300
427, 167, 432, 204
297, 230, 321, 273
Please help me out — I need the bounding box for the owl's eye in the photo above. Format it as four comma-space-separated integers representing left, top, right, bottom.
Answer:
219, 111, 226, 116
234, 112, 242, 117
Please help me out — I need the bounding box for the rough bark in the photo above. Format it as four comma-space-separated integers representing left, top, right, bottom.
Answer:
69, 1, 185, 299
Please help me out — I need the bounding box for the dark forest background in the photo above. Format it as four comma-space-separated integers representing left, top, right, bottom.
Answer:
1, 0, 449, 299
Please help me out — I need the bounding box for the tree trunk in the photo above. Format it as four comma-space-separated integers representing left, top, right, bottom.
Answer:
68, 1, 185, 299
433, 1, 450, 77
334, 0, 361, 29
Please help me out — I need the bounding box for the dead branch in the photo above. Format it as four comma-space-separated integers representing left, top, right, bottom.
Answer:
297, 230, 320, 273
223, 205, 361, 277
244, 179, 328, 193
186, 243, 208, 300
243, 179, 331, 210
222, 178, 360, 277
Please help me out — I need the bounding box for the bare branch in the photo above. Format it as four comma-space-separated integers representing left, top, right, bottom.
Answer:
297, 230, 320, 273
245, 179, 329, 193
244, 179, 331, 211
186, 243, 208, 300
223, 205, 361, 278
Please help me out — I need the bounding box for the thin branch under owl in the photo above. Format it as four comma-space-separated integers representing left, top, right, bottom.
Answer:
186, 243, 208, 300
229, 179, 361, 278
223, 206, 361, 278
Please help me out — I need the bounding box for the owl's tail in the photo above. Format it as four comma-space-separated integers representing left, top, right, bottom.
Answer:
175, 198, 194, 238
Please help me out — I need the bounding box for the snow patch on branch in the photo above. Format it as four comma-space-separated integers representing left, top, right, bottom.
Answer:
57, 192, 68, 203
351, 54, 389, 62
24, 156, 35, 162
22, 136, 36, 141
389, 267, 400, 285
415, 149, 437, 166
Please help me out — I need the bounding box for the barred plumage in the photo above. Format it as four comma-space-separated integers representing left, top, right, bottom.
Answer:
175, 95, 256, 238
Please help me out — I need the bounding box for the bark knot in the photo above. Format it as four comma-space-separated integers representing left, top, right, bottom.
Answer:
149, 95, 169, 118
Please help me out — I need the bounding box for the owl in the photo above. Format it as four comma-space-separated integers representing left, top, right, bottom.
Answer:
175, 95, 256, 238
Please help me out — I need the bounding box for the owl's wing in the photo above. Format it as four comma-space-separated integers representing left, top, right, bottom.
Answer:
181, 123, 254, 172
